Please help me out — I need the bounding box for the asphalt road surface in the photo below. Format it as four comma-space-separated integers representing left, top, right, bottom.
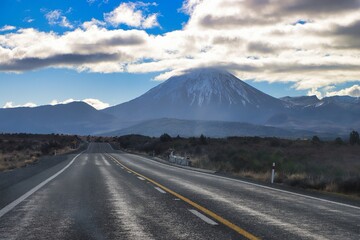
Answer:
0, 143, 359, 239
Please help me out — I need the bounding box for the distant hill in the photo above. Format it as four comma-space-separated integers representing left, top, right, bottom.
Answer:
271, 95, 360, 134
0, 102, 120, 135
280, 95, 320, 107
100, 118, 319, 138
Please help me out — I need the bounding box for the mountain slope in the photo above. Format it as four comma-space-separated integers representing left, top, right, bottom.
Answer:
280, 95, 320, 107
269, 96, 360, 133
0, 102, 120, 135
103, 68, 285, 124
100, 118, 318, 138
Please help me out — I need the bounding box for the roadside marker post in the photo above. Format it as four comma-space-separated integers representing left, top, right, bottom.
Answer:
271, 162, 275, 184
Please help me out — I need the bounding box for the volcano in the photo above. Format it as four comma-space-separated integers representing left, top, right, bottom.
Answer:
103, 68, 285, 124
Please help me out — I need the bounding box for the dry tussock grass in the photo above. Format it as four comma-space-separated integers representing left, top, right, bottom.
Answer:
109, 135, 360, 196
0, 151, 39, 171
236, 170, 272, 182
324, 182, 339, 193
0, 134, 81, 172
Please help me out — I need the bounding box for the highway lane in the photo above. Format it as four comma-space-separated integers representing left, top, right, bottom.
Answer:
0, 143, 241, 239
0, 142, 359, 239
106, 144, 360, 240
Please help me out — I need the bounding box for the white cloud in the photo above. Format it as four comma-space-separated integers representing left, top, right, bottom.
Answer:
45, 10, 74, 29
1, 0, 360, 95
2, 99, 109, 110
0, 27, 148, 72
3, 102, 37, 108
307, 88, 323, 99
142, 13, 160, 29
0, 25, 16, 32
65, 7, 73, 14
24, 18, 34, 23
87, 0, 109, 5
180, 0, 203, 14
82, 98, 110, 109
49, 100, 58, 105
50, 98, 109, 110
45, 10, 61, 24
82, 18, 106, 30
104, 2, 160, 29
326, 85, 360, 97
50, 99, 75, 105
60, 16, 73, 29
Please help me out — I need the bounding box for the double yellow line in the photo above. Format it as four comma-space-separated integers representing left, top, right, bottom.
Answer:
106, 153, 260, 240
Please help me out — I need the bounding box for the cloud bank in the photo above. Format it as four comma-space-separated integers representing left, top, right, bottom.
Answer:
3, 102, 37, 108
1, 0, 360, 95
51, 98, 110, 109
326, 85, 360, 98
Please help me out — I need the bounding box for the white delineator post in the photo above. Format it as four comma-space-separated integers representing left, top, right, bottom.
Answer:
271, 162, 275, 184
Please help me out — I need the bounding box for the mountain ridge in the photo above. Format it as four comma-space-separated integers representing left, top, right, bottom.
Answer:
0, 101, 120, 135
0, 68, 359, 137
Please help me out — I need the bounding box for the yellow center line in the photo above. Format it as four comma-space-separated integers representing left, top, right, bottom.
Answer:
106, 153, 260, 240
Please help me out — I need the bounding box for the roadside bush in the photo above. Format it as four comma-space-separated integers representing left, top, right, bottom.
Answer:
160, 133, 172, 142
312, 135, 321, 144
349, 130, 360, 145
105, 134, 360, 196
269, 137, 281, 147
40, 143, 52, 154
199, 134, 207, 145
334, 137, 344, 145
337, 177, 360, 195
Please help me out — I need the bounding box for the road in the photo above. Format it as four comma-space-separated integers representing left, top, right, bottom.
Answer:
0, 143, 359, 239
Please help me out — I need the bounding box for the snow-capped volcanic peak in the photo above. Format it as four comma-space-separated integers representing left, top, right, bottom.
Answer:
182, 68, 250, 106
103, 67, 285, 124
149, 68, 276, 107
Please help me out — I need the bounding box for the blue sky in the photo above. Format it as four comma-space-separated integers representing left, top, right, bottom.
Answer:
1, 0, 359, 109
0, 0, 187, 35
0, 0, 190, 108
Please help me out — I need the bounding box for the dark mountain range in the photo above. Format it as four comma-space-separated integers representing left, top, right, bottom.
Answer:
0, 68, 358, 137
0, 102, 120, 135
280, 95, 320, 107
271, 95, 360, 134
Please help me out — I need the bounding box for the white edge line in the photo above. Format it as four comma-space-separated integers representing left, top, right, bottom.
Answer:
119, 153, 360, 211
189, 209, 218, 225
154, 187, 166, 194
137, 176, 145, 181
102, 157, 111, 166
0, 151, 84, 219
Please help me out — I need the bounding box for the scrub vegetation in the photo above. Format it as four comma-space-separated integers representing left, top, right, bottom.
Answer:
2, 132, 359, 197
105, 133, 360, 197
0, 133, 81, 171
